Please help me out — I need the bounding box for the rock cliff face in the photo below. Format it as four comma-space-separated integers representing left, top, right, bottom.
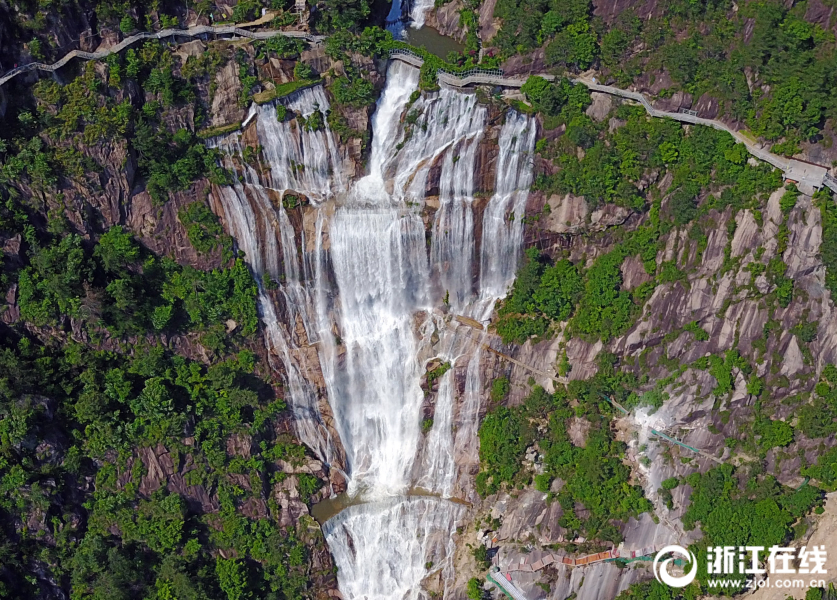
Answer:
193, 66, 837, 596
231, 76, 832, 596
424, 0, 468, 42
15, 19, 836, 592
449, 132, 837, 598
0, 34, 380, 599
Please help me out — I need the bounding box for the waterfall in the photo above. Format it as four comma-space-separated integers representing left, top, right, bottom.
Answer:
323, 497, 466, 600
415, 368, 457, 497
452, 345, 484, 501
409, 0, 435, 29
389, 86, 486, 204
386, 0, 439, 32
478, 110, 537, 316
351, 61, 420, 205
385, 0, 407, 36
428, 102, 485, 312
209, 62, 536, 599
326, 208, 430, 496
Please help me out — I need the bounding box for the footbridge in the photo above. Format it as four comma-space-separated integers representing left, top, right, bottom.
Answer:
488, 571, 529, 600
487, 545, 672, 599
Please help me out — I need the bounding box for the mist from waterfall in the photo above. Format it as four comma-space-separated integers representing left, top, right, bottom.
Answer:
209, 63, 536, 599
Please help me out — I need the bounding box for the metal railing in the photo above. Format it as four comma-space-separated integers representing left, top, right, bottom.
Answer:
388, 48, 505, 81
388, 47, 423, 59
437, 66, 504, 77
0, 24, 324, 87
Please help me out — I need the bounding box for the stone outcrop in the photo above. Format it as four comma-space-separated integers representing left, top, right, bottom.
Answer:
210, 60, 247, 128
128, 182, 226, 269
425, 0, 468, 43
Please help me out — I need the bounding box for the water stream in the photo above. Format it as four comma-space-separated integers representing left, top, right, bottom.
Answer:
209, 61, 536, 599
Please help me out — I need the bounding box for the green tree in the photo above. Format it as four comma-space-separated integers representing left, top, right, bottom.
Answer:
545, 21, 598, 70
293, 61, 316, 80
120, 16, 136, 35
467, 578, 485, 600
216, 557, 249, 600
18, 234, 93, 325
95, 226, 140, 272
477, 406, 532, 494
533, 259, 583, 321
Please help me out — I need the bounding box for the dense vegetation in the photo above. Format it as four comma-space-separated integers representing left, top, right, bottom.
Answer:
0, 179, 331, 596
477, 375, 652, 545
683, 464, 821, 587
496, 76, 785, 345
306, 0, 837, 150
0, 325, 325, 598
0, 195, 336, 598
491, 0, 837, 147
3, 0, 837, 597
0, 12, 336, 599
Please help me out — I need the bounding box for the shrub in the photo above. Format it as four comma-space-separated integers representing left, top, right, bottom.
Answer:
330, 76, 375, 108
293, 61, 316, 80
477, 406, 532, 494
179, 202, 227, 255
490, 377, 510, 403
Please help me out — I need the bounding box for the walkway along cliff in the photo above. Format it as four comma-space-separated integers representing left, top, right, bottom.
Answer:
3, 28, 831, 194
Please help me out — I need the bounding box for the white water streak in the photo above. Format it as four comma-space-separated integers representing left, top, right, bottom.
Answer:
210, 69, 537, 599
478, 110, 537, 315
410, 0, 435, 28
251, 87, 345, 201
323, 497, 466, 600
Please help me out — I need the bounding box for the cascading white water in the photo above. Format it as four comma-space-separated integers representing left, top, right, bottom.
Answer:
210, 63, 536, 599
327, 208, 430, 495
323, 497, 466, 600
256, 86, 345, 201
409, 0, 435, 29
390, 87, 486, 203
478, 111, 537, 313
206, 89, 348, 471
415, 368, 457, 497
386, 0, 436, 34
429, 113, 484, 311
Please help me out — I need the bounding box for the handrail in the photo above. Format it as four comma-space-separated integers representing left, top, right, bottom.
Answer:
2, 25, 831, 195
438, 67, 504, 77
487, 572, 528, 600
386, 51, 834, 192
0, 24, 324, 87
388, 47, 505, 78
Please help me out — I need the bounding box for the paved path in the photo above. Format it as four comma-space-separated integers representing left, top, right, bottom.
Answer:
572, 76, 831, 192
488, 572, 530, 600
388, 54, 836, 194
0, 23, 324, 87
2, 26, 832, 194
